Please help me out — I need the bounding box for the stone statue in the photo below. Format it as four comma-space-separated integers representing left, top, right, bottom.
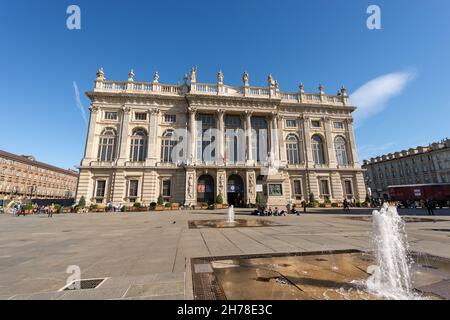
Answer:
96, 68, 105, 80
218, 70, 224, 84
153, 71, 159, 83
190, 67, 197, 82
128, 69, 135, 82
268, 74, 274, 87
243, 71, 249, 86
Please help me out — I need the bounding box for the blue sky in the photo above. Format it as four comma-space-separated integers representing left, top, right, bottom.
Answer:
1, 0, 449, 169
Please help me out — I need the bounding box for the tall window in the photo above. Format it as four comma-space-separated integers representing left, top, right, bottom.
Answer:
293, 180, 302, 200
98, 128, 117, 162
334, 136, 348, 166
344, 180, 353, 199
286, 134, 301, 164
251, 117, 268, 163
162, 179, 171, 201
319, 180, 330, 198
197, 114, 216, 162
161, 130, 176, 163
128, 180, 139, 203
104, 112, 118, 120
311, 135, 325, 165
95, 180, 106, 203
225, 116, 243, 163
130, 128, 148, 162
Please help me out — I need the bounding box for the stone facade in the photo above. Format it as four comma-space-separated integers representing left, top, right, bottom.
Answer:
362, 138, 450, 199
0, 150, 79, 201
76, 68, 366, 207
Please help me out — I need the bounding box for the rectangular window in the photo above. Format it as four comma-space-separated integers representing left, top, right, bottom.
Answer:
164, 114, 177, 123
293, 180, 302, 200
344, 180, 353, 197
128, 180, 139, 201
162, 180, 171, 201
334, 122, 344, 129
286, 119, 297, 128
319, 180, 330, 197
268, 184, 283, 196
95, 180, 106, 199
135, 112, 147, 121
104, 112, 118, 120
311, 120, 321, 128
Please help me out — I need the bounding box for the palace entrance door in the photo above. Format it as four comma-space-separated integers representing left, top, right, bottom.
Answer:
227, 174, 245, 207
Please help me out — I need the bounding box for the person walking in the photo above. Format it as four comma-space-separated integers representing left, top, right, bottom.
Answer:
48, 204, 53, 218
302, 200, 307, 214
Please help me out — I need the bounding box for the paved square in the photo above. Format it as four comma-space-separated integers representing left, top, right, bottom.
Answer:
0, 208, 449, 300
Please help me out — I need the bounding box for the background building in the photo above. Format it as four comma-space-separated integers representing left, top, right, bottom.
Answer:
0, 150, 79, 203
76, 68, 366, 207
362, 138, 450, 199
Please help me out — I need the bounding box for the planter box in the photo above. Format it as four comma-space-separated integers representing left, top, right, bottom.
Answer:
194, 205, 203, 210
164, 207, 172, 211
325, 203, 332, 208
171, 204, 180, 210
155, 205, 165, 211
215, 204, 223, 209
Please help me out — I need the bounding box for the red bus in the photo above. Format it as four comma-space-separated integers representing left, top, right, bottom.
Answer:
388, 183, 450, 207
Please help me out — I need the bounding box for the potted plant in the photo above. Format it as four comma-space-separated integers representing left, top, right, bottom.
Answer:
215, 194, 224, 209
171, 202, 180, 210
308, 193, 319, 208
149, 202, 157, 211
133, 202, 142, 212
53, 204, 62, 214
156, 195, 165, 211
165, 203, 172, 211
202, 202, 209, 209
78, 196, 86, 209
24, 204, 33, 214
194, 203, 203, 210
324, 197, 332, 208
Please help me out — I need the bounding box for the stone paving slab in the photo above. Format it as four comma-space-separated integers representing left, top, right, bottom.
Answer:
0, 209, 449, 299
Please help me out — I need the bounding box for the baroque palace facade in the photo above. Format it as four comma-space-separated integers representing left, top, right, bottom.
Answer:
76, 68, 366, 207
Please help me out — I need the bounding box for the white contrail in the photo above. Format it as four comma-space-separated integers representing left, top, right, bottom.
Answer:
73, 81, 88, 126
350, 70, 416, 127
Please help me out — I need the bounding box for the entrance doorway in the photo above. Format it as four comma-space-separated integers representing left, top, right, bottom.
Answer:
197, 175, 215, 205
227, 174, 245, 207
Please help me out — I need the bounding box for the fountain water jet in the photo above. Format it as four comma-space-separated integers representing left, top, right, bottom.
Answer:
227, 205, 235, 224
366, 203, 419, 300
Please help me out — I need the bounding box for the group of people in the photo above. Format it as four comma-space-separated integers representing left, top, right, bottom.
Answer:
105, 203, 124, 212
253, 202, 307, 216
13, 203, 55, 217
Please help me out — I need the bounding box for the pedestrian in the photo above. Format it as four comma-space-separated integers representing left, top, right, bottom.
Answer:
48, 204, 53, 218
303, 200, 307, 214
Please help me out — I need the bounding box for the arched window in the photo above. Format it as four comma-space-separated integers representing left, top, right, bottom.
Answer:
286, 134, 301, 164
98, 128, 117, 162
161, 130, 176, 163
130, 128, 148, 162
311, 135, 325, 165
334, 136, 348, 166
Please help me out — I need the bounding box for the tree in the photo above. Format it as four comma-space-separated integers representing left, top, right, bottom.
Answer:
309, 193, 315, 204
157, 195, 164, 205
215, 194, 224, 204
255, 193, 262, 205
78, 196, 86, 208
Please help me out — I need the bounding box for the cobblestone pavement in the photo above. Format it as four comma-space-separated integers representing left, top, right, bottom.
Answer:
0, 208, 449, 300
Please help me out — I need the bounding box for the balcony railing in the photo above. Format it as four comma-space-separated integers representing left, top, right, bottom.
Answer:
94, 80, 347, 106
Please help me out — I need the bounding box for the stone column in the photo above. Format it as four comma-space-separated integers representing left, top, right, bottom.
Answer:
245, 111, 254, 165
217, 110, 225, 165
217, 170, 227, 204
277, 115, 286, 164
302, 116, 314, 167
185, 169, 197, 206
271, 113, 280, 163
188, 107, 197, 164
82, 105, 100, 166
346, 119, 360, 167
117, 106, 131, 165
146, 108, 160, 166
246, 170, 256, 205
323, 116, 337, 167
